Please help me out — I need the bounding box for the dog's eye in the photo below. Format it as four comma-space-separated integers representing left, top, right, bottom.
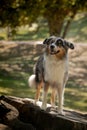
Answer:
50, 39, 55, 44
56, 39, 63, 46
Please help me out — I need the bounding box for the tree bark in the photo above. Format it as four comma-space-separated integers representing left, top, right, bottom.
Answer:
0, 95, 87, 130
7, 26, 14, 40
0, 97, 36, 130
45, 13, 64, 36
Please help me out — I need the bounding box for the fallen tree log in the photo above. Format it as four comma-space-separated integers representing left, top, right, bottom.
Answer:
0, 95, 87, 130
0, 96, 36, 130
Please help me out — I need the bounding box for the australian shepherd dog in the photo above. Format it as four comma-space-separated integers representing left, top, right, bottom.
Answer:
29, 36, 74, 115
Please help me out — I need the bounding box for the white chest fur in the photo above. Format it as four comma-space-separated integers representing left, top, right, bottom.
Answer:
44, 55, 68, 86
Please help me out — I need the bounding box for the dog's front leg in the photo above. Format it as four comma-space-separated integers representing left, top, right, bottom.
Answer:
41, 83, 49, 110
51, 88, 56, 107
57, 85, 65, 115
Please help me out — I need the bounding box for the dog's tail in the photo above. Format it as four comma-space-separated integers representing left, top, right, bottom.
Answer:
28, 74, 36, 88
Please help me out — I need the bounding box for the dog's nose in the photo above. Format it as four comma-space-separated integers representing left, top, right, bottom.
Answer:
50, 45, 55, 49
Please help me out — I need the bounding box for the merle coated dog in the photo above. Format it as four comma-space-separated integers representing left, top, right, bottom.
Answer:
29, 36, 74, 114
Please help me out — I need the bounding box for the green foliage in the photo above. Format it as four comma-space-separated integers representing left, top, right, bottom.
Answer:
0, 0, 87, 36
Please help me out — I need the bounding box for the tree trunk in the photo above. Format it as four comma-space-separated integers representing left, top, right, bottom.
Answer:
7, 26, 12, 40
46, 13, 64, 36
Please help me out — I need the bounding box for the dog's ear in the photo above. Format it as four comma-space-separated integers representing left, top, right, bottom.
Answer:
69, 43, 74, 49
65, 41, 74, 49
43, 36, 56, 45
43, 38, 48, 45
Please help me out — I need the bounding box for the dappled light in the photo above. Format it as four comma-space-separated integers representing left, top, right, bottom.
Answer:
0, 42, 87, 112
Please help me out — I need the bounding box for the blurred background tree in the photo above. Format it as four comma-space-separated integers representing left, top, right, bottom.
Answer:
0, 0, 87, 39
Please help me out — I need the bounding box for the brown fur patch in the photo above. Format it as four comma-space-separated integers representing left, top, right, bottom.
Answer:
45, 46, 66, 59
55, 47, 66, 59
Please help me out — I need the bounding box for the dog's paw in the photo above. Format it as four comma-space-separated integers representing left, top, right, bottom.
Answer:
41, 103, 47, 110
34, 100, 37, 105
57, 108, 65, 115
58, 110, 65, 115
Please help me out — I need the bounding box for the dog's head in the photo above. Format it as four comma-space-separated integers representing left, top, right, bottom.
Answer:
43, 36, 74, 59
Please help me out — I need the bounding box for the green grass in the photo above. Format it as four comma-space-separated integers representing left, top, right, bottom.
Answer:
65, 81, 87, 112
0, 43, 37, 98
0, 74, 87, 112
0, 60, 33, 98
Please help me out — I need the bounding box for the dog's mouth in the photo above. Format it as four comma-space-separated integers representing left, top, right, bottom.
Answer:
50, 50, 60, 55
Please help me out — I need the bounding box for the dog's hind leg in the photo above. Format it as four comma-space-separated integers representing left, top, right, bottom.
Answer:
35, 82, 42, 104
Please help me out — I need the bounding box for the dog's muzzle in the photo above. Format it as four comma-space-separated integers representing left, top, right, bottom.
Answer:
50, 44, 60, 55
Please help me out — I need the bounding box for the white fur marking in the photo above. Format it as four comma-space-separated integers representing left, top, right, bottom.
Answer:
28, 74, 36, 88
44, 55, 68, 86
